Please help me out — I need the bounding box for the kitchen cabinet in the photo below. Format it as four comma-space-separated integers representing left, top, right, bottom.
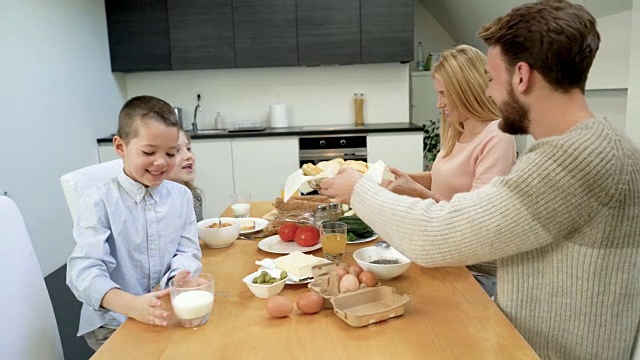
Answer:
296, 0, 361, 66
361, 0, 413, 63
367, 133, 424, 172
98, 143, 119, 162
105, 0, 414, 72
411, 71, 440, 126
233, 0, 298, 68
167, 0, 235, 70
191, 140, 235, 219
231, 137, 299, 202
105, 0, 172, 72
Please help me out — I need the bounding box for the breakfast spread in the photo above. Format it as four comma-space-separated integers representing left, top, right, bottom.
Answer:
274, 251, 326, 278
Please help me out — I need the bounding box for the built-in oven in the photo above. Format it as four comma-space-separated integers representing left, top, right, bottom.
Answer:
298, 134, 367, 167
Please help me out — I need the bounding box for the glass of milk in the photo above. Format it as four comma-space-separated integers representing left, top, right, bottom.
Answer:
169, 273, 215, 328
229, 193, 251, 218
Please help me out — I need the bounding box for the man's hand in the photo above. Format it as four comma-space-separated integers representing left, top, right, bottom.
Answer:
384, 167, 433, 199
319, 167, 363, 204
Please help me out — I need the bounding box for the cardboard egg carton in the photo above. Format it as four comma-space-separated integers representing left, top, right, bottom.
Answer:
307, 261, 349, 309
308, 262, 410, 327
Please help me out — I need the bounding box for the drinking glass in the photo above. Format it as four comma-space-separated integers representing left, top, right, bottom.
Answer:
320, 222, 348, 261
169, 273, 215, 328
229, 193, 251, 218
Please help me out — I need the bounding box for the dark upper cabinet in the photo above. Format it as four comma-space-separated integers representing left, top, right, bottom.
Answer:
296, 0, 361, 66
233, 0, 298, 68
167, 0, 235, 70
361, 0, 414, 63
105, 0, 172, 72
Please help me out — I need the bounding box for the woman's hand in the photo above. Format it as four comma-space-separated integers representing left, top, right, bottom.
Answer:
319, 167, 363, 204
384, 167, 433, 199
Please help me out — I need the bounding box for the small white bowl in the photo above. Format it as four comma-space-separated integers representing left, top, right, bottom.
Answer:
197, 218, 241, 248
353, 246, 411, 280
242, 269, 287, 299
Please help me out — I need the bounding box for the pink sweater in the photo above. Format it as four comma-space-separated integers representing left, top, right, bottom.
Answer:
430, 120, 516, 201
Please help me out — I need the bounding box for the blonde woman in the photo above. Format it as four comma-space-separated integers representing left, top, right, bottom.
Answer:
385, 45, 516, 202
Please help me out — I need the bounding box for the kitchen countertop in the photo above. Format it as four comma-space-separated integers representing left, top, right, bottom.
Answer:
96, 122, 423, 143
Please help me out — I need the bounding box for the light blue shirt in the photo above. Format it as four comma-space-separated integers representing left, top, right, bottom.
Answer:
66, 173, 202, 336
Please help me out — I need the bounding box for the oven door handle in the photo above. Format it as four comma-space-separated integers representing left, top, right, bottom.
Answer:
299, 152, 367, 162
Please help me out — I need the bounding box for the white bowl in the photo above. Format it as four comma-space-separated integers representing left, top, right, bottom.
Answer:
352, 246, 411, 280
197, 218, 241, 248
242, 269, 287, 299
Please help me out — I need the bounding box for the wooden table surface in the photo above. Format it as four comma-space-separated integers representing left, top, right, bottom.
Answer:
93, 201, 538, 359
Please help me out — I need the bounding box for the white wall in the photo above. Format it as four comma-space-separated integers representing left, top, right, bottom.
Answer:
124, 63, 410, 131
587, 11, 632, 90
0, 0, 125, 275
586, 89, 629, 131
413, 0, 457, 68
626, 0, 640, 145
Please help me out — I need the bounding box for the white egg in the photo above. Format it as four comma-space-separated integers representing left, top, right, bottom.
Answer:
339, 274, 360, 294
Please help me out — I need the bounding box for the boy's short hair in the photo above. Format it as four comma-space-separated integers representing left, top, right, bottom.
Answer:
117, 96, 179, 144
478, 0, 600, 93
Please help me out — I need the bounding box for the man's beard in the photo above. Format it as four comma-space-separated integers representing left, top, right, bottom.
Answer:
498, 85, 531, 135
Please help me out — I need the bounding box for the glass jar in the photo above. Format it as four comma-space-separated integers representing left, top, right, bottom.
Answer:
315, 204, 329, 229
328, 202, 343, 221
354, 93, 365, 127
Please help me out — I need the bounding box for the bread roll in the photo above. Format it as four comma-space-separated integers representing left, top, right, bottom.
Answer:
301, 163, 322, 176
343, 160, 368, 174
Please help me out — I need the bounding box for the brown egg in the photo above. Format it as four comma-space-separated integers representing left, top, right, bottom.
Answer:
265, 295, 293, 318
296, 291, 324, 314
334, 268, 348, 280
348, 264, 363, 277
358, 271, 378, 287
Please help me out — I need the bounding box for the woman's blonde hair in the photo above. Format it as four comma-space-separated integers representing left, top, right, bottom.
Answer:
432, 45, 500, 157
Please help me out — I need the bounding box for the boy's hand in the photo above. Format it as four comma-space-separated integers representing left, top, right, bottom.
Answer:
128, 289, 171, 326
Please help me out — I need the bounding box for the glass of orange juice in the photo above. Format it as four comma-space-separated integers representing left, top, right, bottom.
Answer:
320, 222, 348, 261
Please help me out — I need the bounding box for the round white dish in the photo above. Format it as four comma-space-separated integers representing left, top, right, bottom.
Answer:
257, 235, 322, 254
239, 218, 269, 235
347, 233, 379, 244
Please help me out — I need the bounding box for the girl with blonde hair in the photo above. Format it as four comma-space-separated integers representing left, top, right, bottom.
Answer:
385, 45, 516, 202
167, 130, 203, 222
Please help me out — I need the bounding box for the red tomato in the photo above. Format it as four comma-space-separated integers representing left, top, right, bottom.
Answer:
294, 226, 320, 247
278, 222, 299, 242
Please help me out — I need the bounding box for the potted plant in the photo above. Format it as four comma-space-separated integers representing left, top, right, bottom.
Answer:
422, 119, 440, 170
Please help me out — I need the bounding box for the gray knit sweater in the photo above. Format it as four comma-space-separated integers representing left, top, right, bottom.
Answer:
352, 117, 640, 359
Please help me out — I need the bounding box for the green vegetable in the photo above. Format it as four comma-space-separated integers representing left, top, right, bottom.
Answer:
347, 232, 358, 242
339, 215, 374, 238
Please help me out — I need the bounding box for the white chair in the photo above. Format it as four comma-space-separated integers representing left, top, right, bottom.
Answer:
60, 159, 123, 222
0, 196, 64, 360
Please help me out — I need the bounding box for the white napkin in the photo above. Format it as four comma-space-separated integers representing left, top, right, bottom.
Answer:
283, 160, 393, 202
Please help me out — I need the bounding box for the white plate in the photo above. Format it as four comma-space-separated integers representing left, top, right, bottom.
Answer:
239, 218, 269, 234
347, 233, 379, 244
258, 234, 322, 254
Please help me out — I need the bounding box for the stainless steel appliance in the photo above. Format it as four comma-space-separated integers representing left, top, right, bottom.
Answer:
298, 134, 367, 167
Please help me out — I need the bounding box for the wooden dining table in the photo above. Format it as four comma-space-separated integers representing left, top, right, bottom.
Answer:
93, 201, 538, 359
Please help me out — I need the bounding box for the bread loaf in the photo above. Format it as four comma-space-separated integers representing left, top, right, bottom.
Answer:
274, 196, 331, 213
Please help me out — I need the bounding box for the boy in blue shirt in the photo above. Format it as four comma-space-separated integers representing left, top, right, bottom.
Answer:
67, 95, 202, 350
